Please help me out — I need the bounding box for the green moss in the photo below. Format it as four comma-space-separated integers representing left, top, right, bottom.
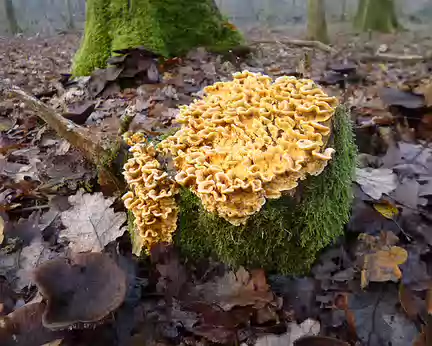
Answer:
109, 0, 167, 55
73, 0, 112, 76
72, 0, 243, 76
175, 107, 357, 274
154, 0, 243, 56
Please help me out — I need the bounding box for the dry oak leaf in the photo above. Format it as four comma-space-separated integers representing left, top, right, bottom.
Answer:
59, 190, 126, 252
361, 246, 408, 288
194, 267, 275, 311
355, 168, 397, 200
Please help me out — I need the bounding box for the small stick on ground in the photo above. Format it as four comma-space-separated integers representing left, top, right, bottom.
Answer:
250, 38, 337, 54
361, 53, 431, 63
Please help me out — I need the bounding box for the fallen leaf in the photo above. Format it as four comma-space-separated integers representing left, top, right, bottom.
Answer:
0, 216, 4, 245
391, 178, 421, 209
294, 336, 350, 346
355, 232, 407, 288
151, 244, 187, 298
59, 190, 126, 252
348, 287, 418, 346
192, 267, 275, 311
361, 247, 407, 288
400, 244, 431, 291
373, 201, 399, 219
379, 87, 425, 109
269, 276, 317, 321
255, 319, 320, 346
15, 239, 57, 290
0, 302, 61, 346
355, 168, 398, 200
399, 284, 422, 320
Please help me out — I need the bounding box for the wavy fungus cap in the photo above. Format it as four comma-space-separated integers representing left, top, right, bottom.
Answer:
122, 133, 178, 254
158, 71, 338, 225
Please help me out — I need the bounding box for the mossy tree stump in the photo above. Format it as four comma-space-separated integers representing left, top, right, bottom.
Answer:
176, 107, 356, 275
73, 0, 243, 76
354, 0, 400, 33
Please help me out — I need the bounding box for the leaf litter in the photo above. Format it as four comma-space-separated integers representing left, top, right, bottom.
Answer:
2, 26, 432, 346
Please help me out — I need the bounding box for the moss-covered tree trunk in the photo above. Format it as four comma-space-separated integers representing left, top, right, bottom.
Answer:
5, 0, 21, 34
354, 0, 400, 33
307, 0, 329, 43
73, 0, 242, 76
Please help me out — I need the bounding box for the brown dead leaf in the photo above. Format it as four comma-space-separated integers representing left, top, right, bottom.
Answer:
356, 232, 408, 288
0, 216, 4, 245
0, 302, 61, 346
59, 190, 126, 252
192, 267, 275, 311
361, 246, 408, 288
399, 284, 422, 320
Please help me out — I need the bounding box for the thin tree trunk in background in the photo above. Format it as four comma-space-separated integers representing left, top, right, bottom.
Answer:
65, 0, 75, 30
340, 0, 347, 21
307, 0, 329, 43
354, 0, 400, 33
5, 0, 21, 34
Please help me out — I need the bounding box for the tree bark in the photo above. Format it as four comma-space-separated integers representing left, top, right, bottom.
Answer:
307, 0, 329, 43
4, 0, 21, 34
65, 0, 75, 30
73, 0, 242, 76
354, 0, 400, 33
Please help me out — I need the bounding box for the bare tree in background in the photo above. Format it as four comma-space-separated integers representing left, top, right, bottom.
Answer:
340, 0, 347, 21
355, 0, 400, 32
65, 0, 75, 30
307, 0, 329, 43
4, 0, 21, 34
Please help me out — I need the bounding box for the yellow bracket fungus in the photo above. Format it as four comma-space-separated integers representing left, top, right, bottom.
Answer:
122, 132, 178, 254
158, 71, 339, 225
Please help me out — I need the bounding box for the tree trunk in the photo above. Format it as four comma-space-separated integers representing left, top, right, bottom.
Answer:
355, 0, 400, 33
340, 0, 347, 21
4, 0, 21, 34
73, 0, 242, 76
307, 0, 329, 43
65, 0, 75, 30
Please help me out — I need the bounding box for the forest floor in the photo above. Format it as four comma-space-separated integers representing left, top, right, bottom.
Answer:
1, 27, 432, 346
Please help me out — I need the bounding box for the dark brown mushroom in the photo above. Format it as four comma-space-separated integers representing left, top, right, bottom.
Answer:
33, 252, 127, 330
329, 62, 357, 75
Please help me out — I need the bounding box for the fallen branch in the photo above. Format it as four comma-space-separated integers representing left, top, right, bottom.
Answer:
361, 53, 431, 63
5, 85, 125, 191
250, 38, 337, 54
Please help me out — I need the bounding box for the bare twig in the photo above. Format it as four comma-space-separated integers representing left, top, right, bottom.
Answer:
360, 53, 431, 63
4, 85, 125, 191
250, 38, 337, 54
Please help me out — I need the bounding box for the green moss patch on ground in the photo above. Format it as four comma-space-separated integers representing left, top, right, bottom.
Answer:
175, 107, 357, 274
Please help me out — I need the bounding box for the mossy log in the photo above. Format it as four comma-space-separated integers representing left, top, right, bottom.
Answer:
175, 107, 356, 275
354, 0, 400, 33
73, 0, 243, 76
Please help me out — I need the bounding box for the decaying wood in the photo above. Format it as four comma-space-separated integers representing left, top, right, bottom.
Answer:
6, 86, 125, 191
361, 53, 431, 62
250, 38, 337, 54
